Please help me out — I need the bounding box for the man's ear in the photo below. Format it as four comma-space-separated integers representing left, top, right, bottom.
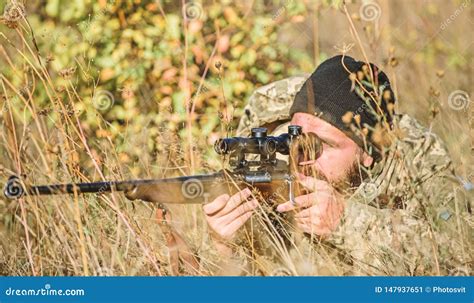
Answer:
361, 152, 374, 167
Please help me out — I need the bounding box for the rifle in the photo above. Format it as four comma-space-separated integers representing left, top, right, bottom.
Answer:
4, 125, 311, 205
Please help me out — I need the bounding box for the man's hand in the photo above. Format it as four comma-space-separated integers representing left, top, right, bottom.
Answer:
277, 174, 345, 236
203, 188, 258, 241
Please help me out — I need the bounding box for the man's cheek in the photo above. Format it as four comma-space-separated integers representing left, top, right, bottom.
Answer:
317, 151, 347, 180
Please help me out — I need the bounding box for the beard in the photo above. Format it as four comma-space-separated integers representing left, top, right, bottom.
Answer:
289, 133, 367, 194
333, 161, 367, 193
294, 158, 367, 195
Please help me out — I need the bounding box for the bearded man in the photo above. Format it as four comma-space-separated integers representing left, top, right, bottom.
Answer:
201, 55, 472, 276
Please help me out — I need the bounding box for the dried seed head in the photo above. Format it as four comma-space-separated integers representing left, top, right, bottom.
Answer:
361, 127, 369, 137
2, 2, 26, 28
430, 105, 440, 118
349, 73, 357, 91
351, 13, 360, 21
428, 86, 440, 97
58, 67, 76, 79
362, 64, 368, 72
382, 90, 392, 102
342, 111, 354, 124
121, 87, 135, 100
371, 123, 393, 149
354, 114, 361, 126
389, 57, 398, 67
349, 72, 357, 82
387, 102, 395, 114
46, 54, 55, 63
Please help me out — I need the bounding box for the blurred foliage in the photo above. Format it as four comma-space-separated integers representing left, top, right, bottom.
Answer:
0, 0, 471, 175
1, 0, 318, 176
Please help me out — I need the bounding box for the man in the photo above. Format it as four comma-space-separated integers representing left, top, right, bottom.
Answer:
202, 55, 472, 275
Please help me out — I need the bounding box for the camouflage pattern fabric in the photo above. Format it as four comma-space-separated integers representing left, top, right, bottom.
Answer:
329, 115, 472, 275
224, 76, 473, 276
236, 75, 309, 137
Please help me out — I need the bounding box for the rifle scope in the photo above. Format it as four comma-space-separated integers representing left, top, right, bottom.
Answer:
214, 125, 302, 156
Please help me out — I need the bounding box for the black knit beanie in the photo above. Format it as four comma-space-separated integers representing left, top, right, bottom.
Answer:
289, 55, 396, 159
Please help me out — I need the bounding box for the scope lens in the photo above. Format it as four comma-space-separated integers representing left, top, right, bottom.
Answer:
214, 139, 228, 154
262, 139, 277, 155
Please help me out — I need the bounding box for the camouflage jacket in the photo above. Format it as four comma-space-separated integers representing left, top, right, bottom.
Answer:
208, 76, 472, 276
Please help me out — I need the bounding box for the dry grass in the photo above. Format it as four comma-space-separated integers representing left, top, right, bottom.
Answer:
0, 0, 472, 276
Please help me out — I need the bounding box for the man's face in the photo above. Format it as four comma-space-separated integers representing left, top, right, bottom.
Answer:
290, 113, 373, 190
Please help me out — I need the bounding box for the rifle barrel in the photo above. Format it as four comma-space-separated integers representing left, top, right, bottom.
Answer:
4, 170, 288, 204
3, 171, 292, 205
